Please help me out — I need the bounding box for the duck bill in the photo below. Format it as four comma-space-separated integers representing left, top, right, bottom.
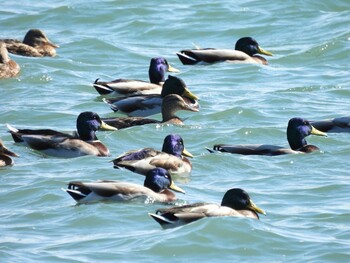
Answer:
100, 121, 118, 131
169, 181, 186, 194
48, 40, 59, 48
258, 46, 273, 56
248, 200, 266, 215
182, 88, 199, 101
167, 63, 180, 73
310, 125, 327, 137
182, 148, 194, 158
2, 147, 19, 157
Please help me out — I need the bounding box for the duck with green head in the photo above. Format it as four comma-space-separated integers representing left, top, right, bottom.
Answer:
209, 117, 327, 156
103, 75, 199, 117
64, 167, 185, 204
149, 188, 266, 229
93, 57, 179, 96
177, 37, 272, 65
113, 134, 193, 177
6, 112, 117, 158
2, 29, 59, 57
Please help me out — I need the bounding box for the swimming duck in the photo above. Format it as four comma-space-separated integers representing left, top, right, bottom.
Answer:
0, 42, 20, 79
103, 75, 199, 117
101, 94, 199, 129
0, 140, 19, 167
6, 112, 117, 158
310, 117, 350, 133
2, 29, 59, 57
177, 37, 272, 65
209, 118, 327, 156
149, 188, 265, 229
64, 167, 185, 204
93, 57, 179, 96
113, 134, 193, 177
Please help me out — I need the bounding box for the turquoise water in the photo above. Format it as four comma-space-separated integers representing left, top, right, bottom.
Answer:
1, 1, 350, 262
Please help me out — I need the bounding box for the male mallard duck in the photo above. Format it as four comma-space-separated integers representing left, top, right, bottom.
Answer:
93, 57, 179, 95
64, 167, 185, 204
6, 112, 117, 158
2, 29, 59, 57
310, 117, 350, 133
209, 118, 327, 156
113, 134, 193, 177
149, 188, 266, 229
101, 94, 199, 129
103, 75, 199, 117
0, 140, 19, 167
177, 37, 272, 65
0, 42, 20, 79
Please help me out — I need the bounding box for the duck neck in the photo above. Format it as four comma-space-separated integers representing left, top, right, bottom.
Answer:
162, 106, 179, 122
287, 132, 307, 150
77, 127, 98, 142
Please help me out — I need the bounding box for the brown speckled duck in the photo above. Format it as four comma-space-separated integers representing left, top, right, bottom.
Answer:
2, 29, 59, 57
101, 94, 199, 129
0, 140, 19, 167
0, 42, 20, 79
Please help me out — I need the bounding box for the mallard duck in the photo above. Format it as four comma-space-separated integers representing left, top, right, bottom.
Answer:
93, 57, 179, 95
2, 29, 59, 57
209, 118, 327, 156
103, 75, 199, 117
64, 167, 185, 204
0, 140, 19, 167
310, 117, 350, 133
6, 112, 117, 158
149, 188, 266, 229
0, 42, 20, 79
101, 94, 199, 129
177, 37, 272, 65
113, 134, 193, 177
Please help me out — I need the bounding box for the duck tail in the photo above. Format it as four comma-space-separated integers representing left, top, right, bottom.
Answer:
148, 213, 174, 226
102, 98, 119, 112
176, 51, 199, 65
6, 124, 23, 143
92, 81, 113, 95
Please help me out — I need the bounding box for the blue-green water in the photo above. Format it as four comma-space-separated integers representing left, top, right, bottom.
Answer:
1, 1, 350, 262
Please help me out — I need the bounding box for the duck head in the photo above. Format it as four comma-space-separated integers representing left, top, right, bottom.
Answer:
221, 188, 266, 216
287, 117, 327, 151
235, 37, 272, 57
23, 29, 59, 49
144, 167, 185, 194
161, 75, 199, 102
76, 112, 117, 141
148, 57, 179, 84
161, 134, 193, 158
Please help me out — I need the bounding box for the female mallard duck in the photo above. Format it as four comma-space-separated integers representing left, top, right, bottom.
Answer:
149, 188, 266, 229
0, 140, 19, 167
93, 57, 179, 96
101, 94, 199, 129
2, 29, 59, 57
113, 134, 193, 177
6, 112, 117, 158
64, 167, 185, 204
103, 75, 199, 117
0, 42, 20, 79
177, 37, 272, 65
209, 118, 327, 156
310, 117, 350, 133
